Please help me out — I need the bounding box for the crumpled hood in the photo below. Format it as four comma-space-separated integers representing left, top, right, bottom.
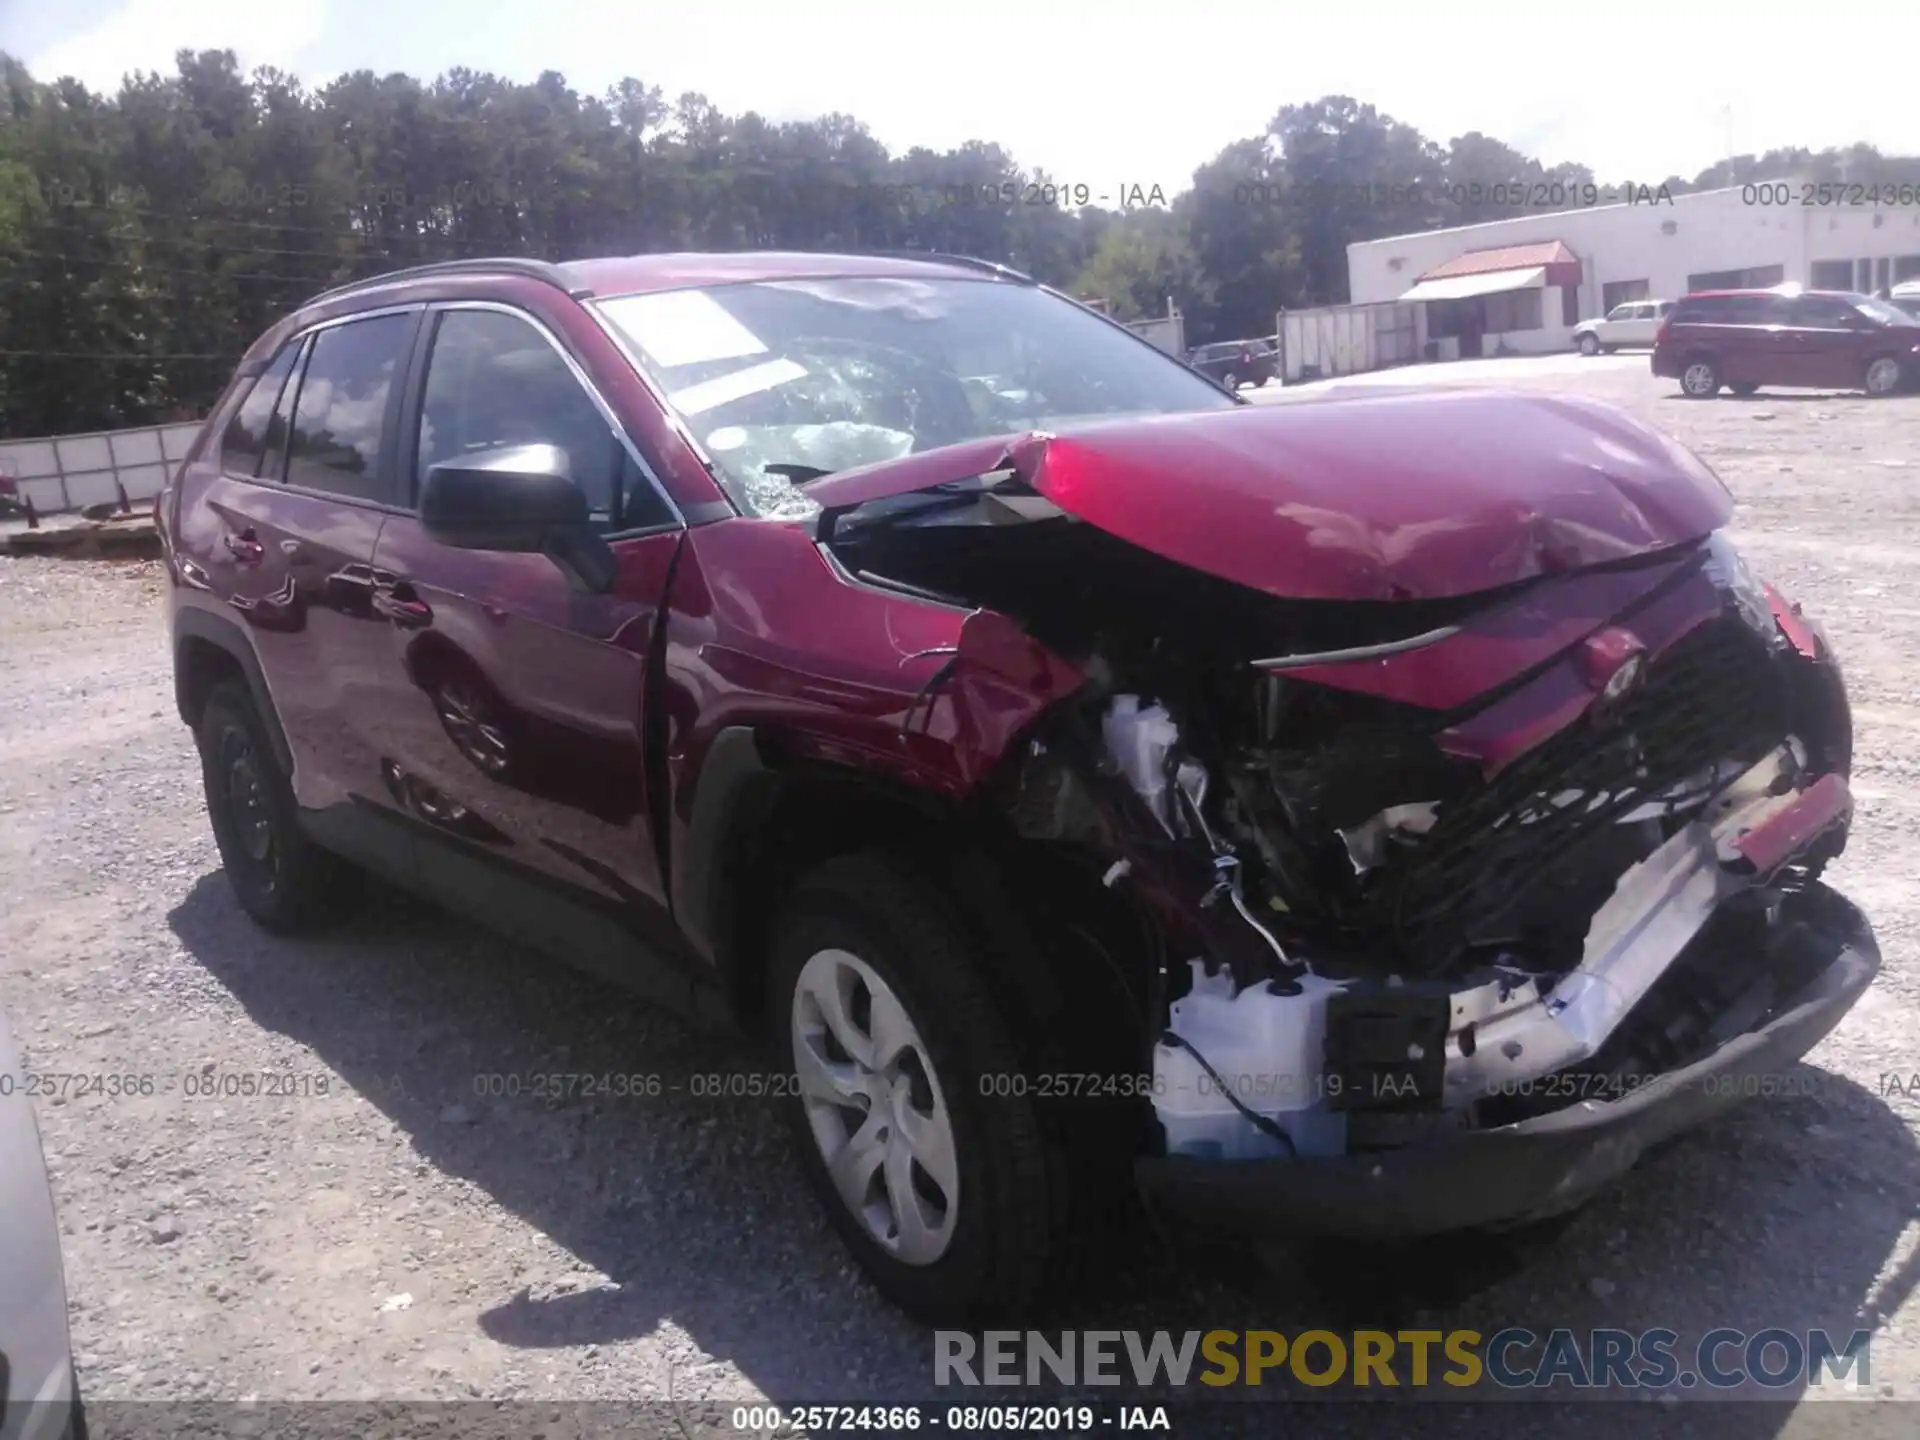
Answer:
805, 388, 1734, 602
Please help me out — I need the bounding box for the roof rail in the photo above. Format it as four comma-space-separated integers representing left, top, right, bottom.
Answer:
848, 249, 1035, 284
304, 257, 593, 307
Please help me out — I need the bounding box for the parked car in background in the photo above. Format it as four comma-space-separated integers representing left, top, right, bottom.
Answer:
1186, 338, 1275, 390
1574, 299, 1673, 355
161, 251, 1877, 1325
1, 1011, 86, 1440
1652, 287, 1920, 397
1890, 280, 1920, 319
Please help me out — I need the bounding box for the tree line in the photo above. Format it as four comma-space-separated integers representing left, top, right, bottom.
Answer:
2, 49, 1917, 437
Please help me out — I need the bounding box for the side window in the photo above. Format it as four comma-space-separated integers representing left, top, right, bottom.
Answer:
219, 343, 301, 478
1791, 296, 1855, 329
1606, 305, 1633, 322
415, 308, 673, 533
1718, 296, 1772, 325
284, 313, 413, 503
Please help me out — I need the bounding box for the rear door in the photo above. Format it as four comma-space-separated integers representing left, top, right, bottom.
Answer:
366, 300, 686, 913
1720, 294, 1790, 386
175, 307, 421, 810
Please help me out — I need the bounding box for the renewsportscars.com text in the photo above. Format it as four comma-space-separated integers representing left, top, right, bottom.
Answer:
935, 1328, 1873, 1390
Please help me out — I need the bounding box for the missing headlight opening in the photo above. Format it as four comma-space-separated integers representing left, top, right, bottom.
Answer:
822, 468, 1861, 1169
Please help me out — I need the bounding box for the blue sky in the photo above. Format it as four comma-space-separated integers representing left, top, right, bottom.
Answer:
7, 0, 1920, 198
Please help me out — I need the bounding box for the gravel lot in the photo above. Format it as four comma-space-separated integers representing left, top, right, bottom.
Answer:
3, 355, 1918, 1438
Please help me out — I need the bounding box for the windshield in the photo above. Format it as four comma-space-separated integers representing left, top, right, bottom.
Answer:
593, 277, 1236, 518
1851, 295, 1918, 327
1885, 295, 1920, 320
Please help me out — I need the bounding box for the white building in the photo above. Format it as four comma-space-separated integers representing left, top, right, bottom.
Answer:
1346, 181, 1920, 358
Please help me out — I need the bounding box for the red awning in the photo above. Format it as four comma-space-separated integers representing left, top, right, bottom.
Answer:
1418, 241, 1582, 290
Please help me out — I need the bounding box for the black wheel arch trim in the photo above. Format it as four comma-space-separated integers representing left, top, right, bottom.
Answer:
675, 725, 775, 969
173, 607, 294, 776
676, 726, 1072, 1032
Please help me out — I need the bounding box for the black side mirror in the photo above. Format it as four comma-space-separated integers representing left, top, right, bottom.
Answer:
420, 443, 616, 593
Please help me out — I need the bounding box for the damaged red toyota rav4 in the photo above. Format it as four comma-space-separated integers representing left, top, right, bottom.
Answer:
159, 251, 1877, 1324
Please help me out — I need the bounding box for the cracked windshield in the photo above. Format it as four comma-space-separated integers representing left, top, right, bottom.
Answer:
596, 277, 1234, 518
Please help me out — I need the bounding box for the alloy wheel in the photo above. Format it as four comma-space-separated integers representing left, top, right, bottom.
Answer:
790, 947, 959, 1266
434, 680, 511, 775
1683, 362, 1718, 396
1865, 357, 1903, 397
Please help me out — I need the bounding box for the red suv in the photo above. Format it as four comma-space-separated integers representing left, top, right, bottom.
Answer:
1652, 286, 1920, 397
160, 251, 1877, 1323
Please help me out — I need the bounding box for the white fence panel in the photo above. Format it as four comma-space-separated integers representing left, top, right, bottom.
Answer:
0, 421, 201, 514
1278, 302, 1424, 383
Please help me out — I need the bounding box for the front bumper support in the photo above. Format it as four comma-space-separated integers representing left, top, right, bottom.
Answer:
1136, 887, 1878, 1239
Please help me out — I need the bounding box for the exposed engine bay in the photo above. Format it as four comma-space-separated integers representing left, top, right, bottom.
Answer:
819, 468, 1859, 1165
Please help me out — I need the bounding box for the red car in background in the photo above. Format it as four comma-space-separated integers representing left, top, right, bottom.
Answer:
1652, 286, 1920, 397
159, 251, 1877, 1324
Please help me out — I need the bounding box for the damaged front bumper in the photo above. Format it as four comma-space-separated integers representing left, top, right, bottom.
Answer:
1136, 883, 1878, 1239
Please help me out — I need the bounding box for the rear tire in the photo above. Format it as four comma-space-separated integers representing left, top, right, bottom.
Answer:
1864, 355, 1903, 397
1730, 382, 1761, 396
769, 853, 1062, 1324
1222, 371, 1239, 391
195, 679, 356, 933
1680, 357, 1722, 397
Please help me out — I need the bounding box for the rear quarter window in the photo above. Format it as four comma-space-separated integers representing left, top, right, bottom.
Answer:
219, 344, 302, 478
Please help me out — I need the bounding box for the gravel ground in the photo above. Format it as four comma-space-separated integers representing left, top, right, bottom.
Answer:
3, 356, 1919, 1439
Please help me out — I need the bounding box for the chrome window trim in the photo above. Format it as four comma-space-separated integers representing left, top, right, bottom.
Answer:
422, 299, 688, 535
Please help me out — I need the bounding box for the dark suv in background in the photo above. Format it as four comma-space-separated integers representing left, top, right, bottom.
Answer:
1186, 338, 1276, 390
1651, 287, 1920, 398
158, 251, 1876, 1325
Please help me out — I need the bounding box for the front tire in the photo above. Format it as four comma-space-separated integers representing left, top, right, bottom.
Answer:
195, 679, 356, 933
1730, 381, 1761, 397
1222, 371, 1239, 391
1577, 333, 1600, 356
770, 853, 1061, 1324
1681, 357, 1722, 397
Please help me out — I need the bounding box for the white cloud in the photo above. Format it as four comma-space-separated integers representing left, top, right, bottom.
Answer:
27, 0, 326, 91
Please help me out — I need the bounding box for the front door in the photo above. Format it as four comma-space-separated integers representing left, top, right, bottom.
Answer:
367, 302, 686, 915
1459, 306, 1484, 359
1787, 295, 1869, 389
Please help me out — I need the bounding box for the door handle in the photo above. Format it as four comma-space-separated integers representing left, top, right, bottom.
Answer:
224, 529, 264, 566
372, 582, 434, 628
